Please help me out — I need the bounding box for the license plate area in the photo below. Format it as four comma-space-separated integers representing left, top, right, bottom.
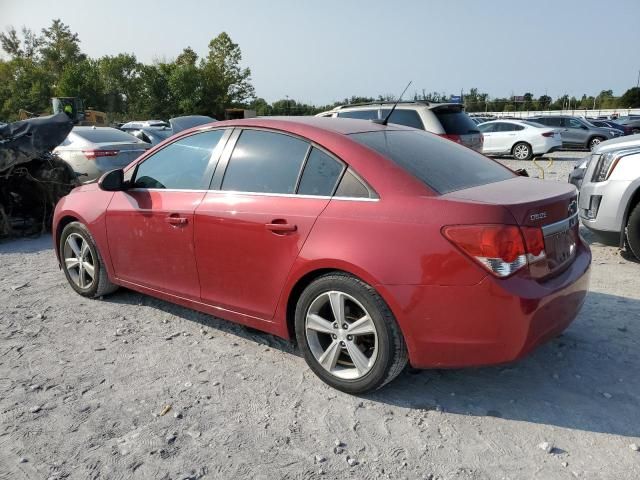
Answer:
543, 217, 578, 271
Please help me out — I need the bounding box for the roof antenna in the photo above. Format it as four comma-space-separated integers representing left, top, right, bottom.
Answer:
376, 81, 412, 125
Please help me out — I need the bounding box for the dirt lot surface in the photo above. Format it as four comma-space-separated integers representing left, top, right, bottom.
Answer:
1, 151, 639, 480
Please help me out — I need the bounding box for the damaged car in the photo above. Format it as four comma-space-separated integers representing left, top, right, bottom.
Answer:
0, 113, 78, 238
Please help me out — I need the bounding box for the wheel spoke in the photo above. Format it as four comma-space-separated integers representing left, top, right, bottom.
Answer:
64, 257, 80, 270
328, 291, 345, 323
67, 236, 81, 257
83, 262, 95, 279
80, 240, 90, 260
345, 341, 370, 375
348, 315, 375, 336
306, 313, 335, 334
318, 340, 341, 370
78, 263, 85, 288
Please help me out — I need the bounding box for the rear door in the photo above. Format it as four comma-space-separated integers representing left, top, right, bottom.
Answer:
431, 105, 483, 152
105, 129, 230, 299
478, 123, 499, 153
194, 129, 345, 320
562, 118, 587, 147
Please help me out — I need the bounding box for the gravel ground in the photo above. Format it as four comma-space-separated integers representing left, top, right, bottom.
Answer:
1, 151, 639, 480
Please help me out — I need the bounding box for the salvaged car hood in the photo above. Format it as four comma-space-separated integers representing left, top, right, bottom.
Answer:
0, 113, 73, 172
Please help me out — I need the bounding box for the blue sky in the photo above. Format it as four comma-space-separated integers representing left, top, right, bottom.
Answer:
1, 0, 639, 104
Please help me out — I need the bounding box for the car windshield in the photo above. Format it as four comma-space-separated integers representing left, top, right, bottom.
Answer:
75, 128, 142, 143
350, 130, 514, 194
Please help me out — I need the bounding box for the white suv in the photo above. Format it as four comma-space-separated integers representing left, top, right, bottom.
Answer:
316, 101, 483, 152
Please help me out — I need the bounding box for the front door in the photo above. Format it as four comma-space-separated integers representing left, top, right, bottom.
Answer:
105, 129, 229, 299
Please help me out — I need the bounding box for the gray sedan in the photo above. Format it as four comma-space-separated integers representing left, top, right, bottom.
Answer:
529, 115, 622, 150
54, 127, 150, 181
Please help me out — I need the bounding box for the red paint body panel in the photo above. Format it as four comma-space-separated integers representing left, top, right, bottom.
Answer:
52, 117, 592, 370
194, 192, 329, 319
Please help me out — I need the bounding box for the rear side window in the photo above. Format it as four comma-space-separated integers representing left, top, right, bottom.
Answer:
380, 109, 424, 129
134, 130, 225, 189
350, 130, 514, 194
337, 109, 378, 120
334, 169, 371, 198
297, 148, 344, 196
477, 123, 497, 133
544, 117, 562, 127
76, 128, 142, 143
432, 108, 478, 135
222, 130, 309, 194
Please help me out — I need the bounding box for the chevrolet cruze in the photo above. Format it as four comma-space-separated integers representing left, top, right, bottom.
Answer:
53, 117, 591, 393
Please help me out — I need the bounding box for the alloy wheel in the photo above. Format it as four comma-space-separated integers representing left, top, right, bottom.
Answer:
590, 138, 602, 150
305, 291, 378, 380
514, 144, 530, 160
63, 233, 96, 289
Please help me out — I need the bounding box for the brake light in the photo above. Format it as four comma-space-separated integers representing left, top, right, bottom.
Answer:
441, 134, 462, 144
442, 225, 546, 278
541, 131, 555, 138
83, 149, 119, 159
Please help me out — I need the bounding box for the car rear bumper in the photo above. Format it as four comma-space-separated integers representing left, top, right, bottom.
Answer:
382, 242, 591, 369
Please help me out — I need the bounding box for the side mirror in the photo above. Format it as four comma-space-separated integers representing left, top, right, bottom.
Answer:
99, 169, 127, 191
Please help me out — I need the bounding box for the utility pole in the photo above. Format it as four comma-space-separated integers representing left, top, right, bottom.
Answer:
637, 69, 639, 89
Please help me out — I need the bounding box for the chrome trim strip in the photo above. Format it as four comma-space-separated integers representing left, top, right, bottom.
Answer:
127, 188, 379, 202
542, 212, 579, 237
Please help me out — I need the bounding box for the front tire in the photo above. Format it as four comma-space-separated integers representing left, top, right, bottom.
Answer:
626, 203, 640, 261
512, 142, 533, 160
589, 136, 605, 151
294, 273, 408, 394
60, 221, 118, 298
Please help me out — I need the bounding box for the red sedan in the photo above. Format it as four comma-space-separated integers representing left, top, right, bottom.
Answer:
53, 117, 591, 393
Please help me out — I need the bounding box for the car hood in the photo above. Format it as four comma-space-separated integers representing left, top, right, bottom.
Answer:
593, 133, 640, 154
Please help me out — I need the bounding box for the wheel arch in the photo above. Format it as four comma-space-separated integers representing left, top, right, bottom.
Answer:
54, 214, 81, 264
620, 185, 640, 247
511, 140, 532, 155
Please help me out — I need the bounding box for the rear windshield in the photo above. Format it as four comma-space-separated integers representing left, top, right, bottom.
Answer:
76, 128, 141, 143
350, 130, 514, 194
433, 107, 479, 135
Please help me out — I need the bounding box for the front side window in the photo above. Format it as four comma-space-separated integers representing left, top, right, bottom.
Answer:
297, 147, 344, 196
134, 130, 225, 189
568, 118, 585, 129
221, 130, 309, 194
337, 109, 379, 120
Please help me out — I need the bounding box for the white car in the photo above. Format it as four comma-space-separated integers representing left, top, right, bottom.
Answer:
477, 119, 562, 160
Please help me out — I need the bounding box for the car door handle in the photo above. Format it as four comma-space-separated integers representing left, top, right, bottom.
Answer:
266, 220, 297, 234
165, 215, 188, 226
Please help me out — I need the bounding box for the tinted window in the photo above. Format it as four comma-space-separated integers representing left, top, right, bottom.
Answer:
477, 123, 497, 133
350, 130, 514, 194
568, 118, 585, 129
134, 130, 225, 189
297, 148, 344, 196
76, 128, 143, 143
496, 123, 524, 132
522, 120, 545, 128
433, 108, 479, 134
546, 117, 563, 127
334, 169, 371, 198
222, 130, 309, 194
337, 109, 378, 120
380, 109, 424, 129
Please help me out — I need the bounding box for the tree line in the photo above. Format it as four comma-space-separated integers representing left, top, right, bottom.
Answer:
1, 20, 638, 123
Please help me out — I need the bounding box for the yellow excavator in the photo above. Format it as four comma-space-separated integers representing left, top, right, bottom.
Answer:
18, 97, 107, 126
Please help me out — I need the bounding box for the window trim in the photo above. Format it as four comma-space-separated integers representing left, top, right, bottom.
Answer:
210, 127, 378, 200
130, 127, 233, 191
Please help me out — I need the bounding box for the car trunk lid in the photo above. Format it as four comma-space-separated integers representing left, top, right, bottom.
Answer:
87, 141, 149, 168
445, 177, 579, 277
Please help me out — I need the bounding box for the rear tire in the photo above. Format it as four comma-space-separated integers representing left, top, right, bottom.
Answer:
512, 142, 533, 160
294, 273, 408, 394
625, 203, 640, 261
589, 136, 605, 151
60, 221, 118, 298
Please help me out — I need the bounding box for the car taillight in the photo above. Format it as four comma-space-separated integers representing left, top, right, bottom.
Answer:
442, 224, 546, 278
441, 134, 463, 144
83, 149, 119, 159
541, 131, 555, 137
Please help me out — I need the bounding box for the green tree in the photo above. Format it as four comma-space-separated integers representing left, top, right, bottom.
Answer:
619, 87, 640, 108
98, 54, 143, 115
40, 19, 85, 80
57, 59, 103, 110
